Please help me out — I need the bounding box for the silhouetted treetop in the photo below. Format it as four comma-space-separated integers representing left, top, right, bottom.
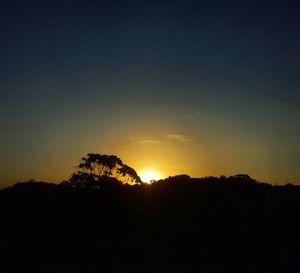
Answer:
64, 153, 142, 188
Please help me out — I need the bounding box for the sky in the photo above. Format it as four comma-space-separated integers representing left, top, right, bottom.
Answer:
1, 0, 300, 186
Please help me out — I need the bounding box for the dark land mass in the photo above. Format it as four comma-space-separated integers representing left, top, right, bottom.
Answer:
1, 175, 299, 273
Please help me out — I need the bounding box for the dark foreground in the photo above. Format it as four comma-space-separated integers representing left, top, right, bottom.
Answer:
1, 176, 299, 273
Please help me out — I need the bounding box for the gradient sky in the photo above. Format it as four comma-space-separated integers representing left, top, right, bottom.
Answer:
1, 0, 300, 186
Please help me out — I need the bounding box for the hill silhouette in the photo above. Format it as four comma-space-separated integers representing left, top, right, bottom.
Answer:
1, 155, 299, 273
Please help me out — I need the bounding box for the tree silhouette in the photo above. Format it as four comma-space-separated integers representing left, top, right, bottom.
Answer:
117, 164, 141, 184
78, 154, 122, 176
68, 154, 142, 188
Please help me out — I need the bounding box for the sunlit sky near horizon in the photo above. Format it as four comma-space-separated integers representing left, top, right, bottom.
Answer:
1, 0, 300, 186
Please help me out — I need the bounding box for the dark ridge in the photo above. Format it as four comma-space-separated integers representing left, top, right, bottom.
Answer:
1, 174, 299, 273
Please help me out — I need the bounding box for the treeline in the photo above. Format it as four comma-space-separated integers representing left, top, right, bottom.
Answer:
0, 174, 299, 272
0, 154, 299, 273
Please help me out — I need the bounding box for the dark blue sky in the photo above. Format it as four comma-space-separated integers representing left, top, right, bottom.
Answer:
1, 0, 300, 185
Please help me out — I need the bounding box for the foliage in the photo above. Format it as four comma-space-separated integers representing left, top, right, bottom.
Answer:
66, 153, 142, 188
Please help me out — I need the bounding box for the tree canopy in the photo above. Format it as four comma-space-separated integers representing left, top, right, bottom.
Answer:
67, 154, 142, 188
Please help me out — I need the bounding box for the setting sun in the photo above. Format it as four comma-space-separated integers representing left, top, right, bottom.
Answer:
139, 169, 162, 183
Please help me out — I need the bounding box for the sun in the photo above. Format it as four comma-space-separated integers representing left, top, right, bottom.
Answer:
139, 169, 162, 183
